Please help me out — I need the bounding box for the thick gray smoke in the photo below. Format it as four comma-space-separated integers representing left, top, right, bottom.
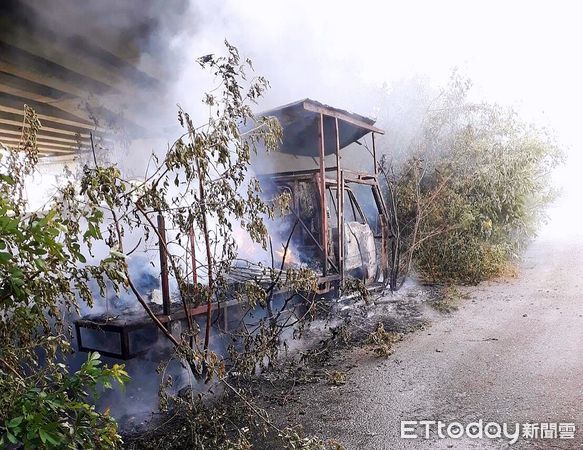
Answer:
12, 0, 442, 178
20, 0, 196, 122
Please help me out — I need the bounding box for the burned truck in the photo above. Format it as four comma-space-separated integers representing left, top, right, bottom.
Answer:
74, 99, 398, 359
253, 99, 396, 291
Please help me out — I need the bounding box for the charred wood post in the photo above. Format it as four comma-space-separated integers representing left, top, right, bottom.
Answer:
195, 156, 215, 353
189, 227, 198, 286
157, 214, 172, 318
380, 213, 389, 285
372, 182, 393, 288
188, 227, 198, 340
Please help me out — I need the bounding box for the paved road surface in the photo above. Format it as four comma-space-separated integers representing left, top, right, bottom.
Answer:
277, 200, 583, 449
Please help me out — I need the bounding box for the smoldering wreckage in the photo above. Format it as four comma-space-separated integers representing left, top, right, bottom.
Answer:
0, 1, 408, 440
75, 98, 400, 364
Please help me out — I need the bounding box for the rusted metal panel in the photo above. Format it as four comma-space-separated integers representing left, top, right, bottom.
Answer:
74, 299, 241, 359
260, 168, 378, 185
343, 221, 377, 282
255, 98, 385, 156
302, 100, 385, 134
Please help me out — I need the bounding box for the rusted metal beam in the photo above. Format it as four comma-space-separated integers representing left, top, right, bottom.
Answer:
0, 52, 112, 98
0, 127, 89, 145
370, 181, 392, 287
318, 113, 328, 276
372, 182, 389, 218
340, 170, 345, 283
380, 213, 390, 285
0, 134, 88, 150
335, 117, 343, 284
317, 274, 341, 283
372, 132, 378, 175
0, 103, 95, 130
0, 112, 97, 138
341, 175, 378, 186
267, 171, 379, 187
260, 167, 379, 182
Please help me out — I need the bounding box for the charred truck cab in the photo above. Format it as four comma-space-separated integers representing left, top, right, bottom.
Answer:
74, 99, 398, 359
256, 99, 396, 293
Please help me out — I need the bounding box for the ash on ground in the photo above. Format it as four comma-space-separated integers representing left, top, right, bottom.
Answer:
123, 279, 439, 448
237, 279, 438, 447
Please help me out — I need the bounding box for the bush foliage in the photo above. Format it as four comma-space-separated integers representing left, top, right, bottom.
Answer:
381, 74, 563, 283
0, 107, 129, 448
0, 44, 341, 450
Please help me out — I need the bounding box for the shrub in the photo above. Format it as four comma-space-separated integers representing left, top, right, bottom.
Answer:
0, 107, 128, 448
380, 74, 563, 284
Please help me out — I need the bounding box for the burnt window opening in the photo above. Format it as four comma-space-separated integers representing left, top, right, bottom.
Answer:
326, 187, 338, 228
326, 186, 367, 226
344, 189, 366, 225
350, 183, 381, 234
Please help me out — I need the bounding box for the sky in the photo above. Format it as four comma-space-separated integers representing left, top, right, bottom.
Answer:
183, 1, 581, 115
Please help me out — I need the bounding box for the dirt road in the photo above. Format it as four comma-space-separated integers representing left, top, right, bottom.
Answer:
271, 202, 583, 449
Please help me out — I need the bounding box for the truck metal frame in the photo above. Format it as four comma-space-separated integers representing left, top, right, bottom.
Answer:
74, 98, 397, 359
